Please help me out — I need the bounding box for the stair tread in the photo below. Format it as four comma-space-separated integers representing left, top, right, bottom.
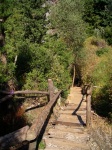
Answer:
54, 124, 85, 132
45, 138, 90, 150
45, 128, 89, 143
57, 114, 86, 125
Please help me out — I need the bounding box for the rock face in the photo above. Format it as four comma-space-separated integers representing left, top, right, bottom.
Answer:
88, 110, 112, 150
89, 124, 112, 150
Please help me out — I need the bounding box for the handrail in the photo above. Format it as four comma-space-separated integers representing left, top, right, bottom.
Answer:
0, 90, 49, 95
0, 90, 49, 104
0, 79, 62, 149
0, 95, 13, 104
26, 90, 62, 141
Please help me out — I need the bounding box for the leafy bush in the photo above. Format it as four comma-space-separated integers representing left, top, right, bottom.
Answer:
23, 37, 74, 97
78, 36, 112, 119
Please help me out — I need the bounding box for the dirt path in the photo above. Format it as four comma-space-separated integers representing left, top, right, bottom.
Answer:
43, 87, 91, 150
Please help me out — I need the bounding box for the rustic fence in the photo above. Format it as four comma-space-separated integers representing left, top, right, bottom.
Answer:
0, 79, 62, 150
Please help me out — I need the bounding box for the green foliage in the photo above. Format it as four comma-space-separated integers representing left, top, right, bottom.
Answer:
50, 0, 86, 50
39, 140, 46, 149
0, 0, 15, 83
92, 80, 112, 119
83, 0, 112, 44
23, 69, 47, 90
91, 44, 112, 86
92, 86, 112, 118
23, 37, 73, 97
0, 0, 47, 85
78, 36, 112, 119
96, 47, 109, 56
0, 0, 74, 98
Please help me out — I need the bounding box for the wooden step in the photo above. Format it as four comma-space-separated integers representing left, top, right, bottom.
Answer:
43, 87, 90, 150
62, 104, 85, 109
55, 121, 86, 127
57, 114, 86, 124
64, 107, 86, 111
59, 110, 86, 115
54, 125, 86, 134
54, 124, 85, 131
46, 129, 89, 142
44, 138, 90, 150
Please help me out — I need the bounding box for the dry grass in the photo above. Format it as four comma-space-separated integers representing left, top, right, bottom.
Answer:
91, 112, 112, 136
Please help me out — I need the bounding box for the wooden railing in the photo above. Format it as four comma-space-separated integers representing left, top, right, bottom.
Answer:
82, 85, 92, 128
0, 79, 62, 149
0, 90, 49, 104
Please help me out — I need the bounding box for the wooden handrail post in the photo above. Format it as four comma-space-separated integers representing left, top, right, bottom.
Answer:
48, 79, 55, 101
86, 85, 92, 128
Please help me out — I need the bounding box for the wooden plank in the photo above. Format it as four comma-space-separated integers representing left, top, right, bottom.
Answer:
54, 124, 84, 132
14, 90, 49, 95
47, 129, 89, 142
0, 126, 29, 149
64, 107, 86, 111
60, 110, 86, 115
57, 114, 86, 123
45, 138, 89, 150
55, 121, 85, 127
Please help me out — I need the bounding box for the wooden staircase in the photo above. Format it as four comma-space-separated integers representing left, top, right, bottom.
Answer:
43, 87, 91, 150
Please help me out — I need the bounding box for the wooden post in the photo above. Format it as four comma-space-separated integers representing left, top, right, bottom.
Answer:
28, 140, 37, 150
86, 94, 91, 128
86, 86, 92, 128
48, 79, 54, 101
72, 65, 75, 87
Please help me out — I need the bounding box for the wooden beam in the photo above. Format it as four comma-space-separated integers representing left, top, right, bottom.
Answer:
0, 91, 49, 104
26, 90, 62, 141
0, 90, 12, 95
0, 126, 29, 149
14, 90, 49, 95
0, 90, 49, 95
0, 95, 13, 104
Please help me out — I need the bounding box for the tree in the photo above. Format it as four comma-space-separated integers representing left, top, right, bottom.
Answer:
83, 0, 112, 44
23, 36, 74, 96
50, 0, 86, 50
0, 0, 47, 88
0, 0, 15, 85
0, 0, 74, 96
